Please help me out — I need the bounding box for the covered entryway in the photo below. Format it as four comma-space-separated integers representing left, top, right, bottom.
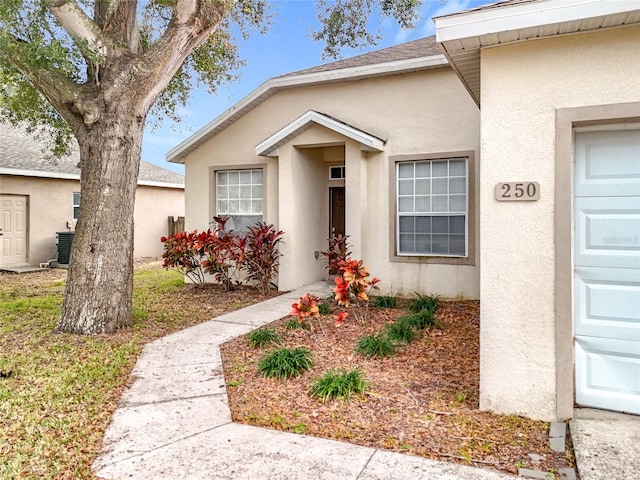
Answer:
574, 127, 640, 415
0, 194, 28, 267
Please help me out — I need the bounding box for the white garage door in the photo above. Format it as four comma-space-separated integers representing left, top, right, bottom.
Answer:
574, 128, 640, 415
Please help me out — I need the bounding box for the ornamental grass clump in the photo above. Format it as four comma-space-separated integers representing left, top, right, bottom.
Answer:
310, 369, 368, 403
258, 347, 313, 381
373, 295, 397, 309
356, 334, 396, 358
248, 328, 280, 348
408, 293, 439, 314
404, 310, 438, 330
385, 317, 416, 344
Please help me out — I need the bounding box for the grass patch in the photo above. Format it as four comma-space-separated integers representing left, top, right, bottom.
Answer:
248, 328, 281, 348
373, 295, 397, 309
408, 293, 439, 314
310, 368, 367, 403
356, 334, 396, 358
258, 347, 313, 380
318, 302, 332, 315
0, 263, 269, 478
403, 310, 438, 330
385, 317, 416, 343
285, 319, 310, 330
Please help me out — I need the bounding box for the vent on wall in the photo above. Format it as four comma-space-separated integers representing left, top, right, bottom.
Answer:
329, 166, 345, 180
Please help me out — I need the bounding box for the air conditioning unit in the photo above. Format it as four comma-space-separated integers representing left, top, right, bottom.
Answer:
56, 231, 75, 265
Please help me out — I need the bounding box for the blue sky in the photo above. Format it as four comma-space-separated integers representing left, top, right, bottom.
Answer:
144, 0, 491, 174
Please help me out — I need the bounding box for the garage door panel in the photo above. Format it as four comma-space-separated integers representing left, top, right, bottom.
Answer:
575, 129, 640, 197
575, 337, 640, 414
575, 267, 640, 341
574, 197, 640, 269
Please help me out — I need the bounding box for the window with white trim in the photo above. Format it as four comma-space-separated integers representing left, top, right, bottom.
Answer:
216, 169, 263, 234
397, 158, 468, 256
73, 192, 81, 219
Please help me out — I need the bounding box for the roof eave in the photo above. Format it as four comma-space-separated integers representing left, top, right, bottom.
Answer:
167, 54, 447, 164
434, 0, 640, 106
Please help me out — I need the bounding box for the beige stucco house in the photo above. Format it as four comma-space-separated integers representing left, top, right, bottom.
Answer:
169, 0, 639, 422
0, 124, 185, 268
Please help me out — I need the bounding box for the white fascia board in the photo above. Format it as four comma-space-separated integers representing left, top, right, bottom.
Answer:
255, 111, 385, 157
137, 180, 184, 189
1, 167, 184, 189
436, 0, 638, 43
167, 55, 446, 164
0, 167, 79, 180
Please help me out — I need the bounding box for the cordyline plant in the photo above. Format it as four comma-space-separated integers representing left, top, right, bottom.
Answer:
161, 216, 283, 294
322, 230, 351, 275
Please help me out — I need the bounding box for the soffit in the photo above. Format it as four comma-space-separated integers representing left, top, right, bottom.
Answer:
435, 0, 640, 105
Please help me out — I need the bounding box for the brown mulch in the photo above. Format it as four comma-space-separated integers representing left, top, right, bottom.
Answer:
221, 300, 574, 477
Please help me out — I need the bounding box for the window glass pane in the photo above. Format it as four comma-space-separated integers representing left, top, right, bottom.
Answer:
449, 160, 466, 176
416, 216, 431, 233
398, 163, 414, 178
415, 196, 430, 212
240, 171, 251, 184
432, 216, 448, 234
217, 200, 228, 213
240, 186, 251, 199
73, 192, 81, 205
432, 178, 447, 194
449, 194, 466, 212
399, 216, 414, 233
228, 171, 239, 185
240, 200, 251, 213
432, 234, 448, 254
449, 177, 466, 194
217, 186, 228, 199
399, 197, 414, 213
415, 234, 431, 253
450, 215, 465, 234
432, 161, 447, 177
252, 200, 262, 214
229, 186, 239, 199
450, 235, 466, 255
399, 179, 413, 195
217, 172, 228, 185
432, 195, 447, 212
229, 199, 239, 213
252, 170, 263, 184
415, 179, 430, 194
399, 234, 415, 253
253, 185, 263, 198
73, 207, 80, 219
415, 162, 430, 177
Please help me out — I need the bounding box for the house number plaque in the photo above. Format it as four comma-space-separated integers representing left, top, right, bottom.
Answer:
495, 182, 540, 201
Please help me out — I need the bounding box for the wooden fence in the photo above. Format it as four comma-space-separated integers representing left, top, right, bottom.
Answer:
167, 216, 185, 237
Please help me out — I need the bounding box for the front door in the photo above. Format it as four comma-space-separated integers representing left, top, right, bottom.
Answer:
0, 195, 28, 267
574, 128, 640, 414
330, 187, 345, 237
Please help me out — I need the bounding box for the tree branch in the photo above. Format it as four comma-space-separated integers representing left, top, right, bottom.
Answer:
46, 0, 110, 59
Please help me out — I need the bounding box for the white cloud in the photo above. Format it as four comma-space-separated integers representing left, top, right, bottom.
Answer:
421, 0, 477, 37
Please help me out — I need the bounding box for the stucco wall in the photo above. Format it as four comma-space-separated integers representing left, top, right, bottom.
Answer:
182, 67, 481, 297
479, 26, 640, 420
0, 175, 184, 264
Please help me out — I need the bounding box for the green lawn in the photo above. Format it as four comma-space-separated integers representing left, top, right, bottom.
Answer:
0, 264, 264, 479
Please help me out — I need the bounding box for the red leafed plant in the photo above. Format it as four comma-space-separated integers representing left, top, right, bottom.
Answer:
290, 294, 320, 323
334, 258, 380, 307
321, 230, 351, 275
240, 222, 284, 296
201, 216, 242, 291
161, 230, 211, 287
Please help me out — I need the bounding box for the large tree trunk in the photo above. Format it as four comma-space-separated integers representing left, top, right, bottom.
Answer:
55, 115, 143, 334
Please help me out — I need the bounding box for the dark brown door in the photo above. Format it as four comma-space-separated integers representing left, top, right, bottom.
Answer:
329, 187, 345, 237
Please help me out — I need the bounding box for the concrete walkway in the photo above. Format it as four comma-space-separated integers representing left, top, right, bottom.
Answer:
92, 282, 629, 479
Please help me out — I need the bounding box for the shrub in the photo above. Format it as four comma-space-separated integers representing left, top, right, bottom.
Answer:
404, 310, 438, 330
322, 231, 351, 275
373, 295, 397, 309
356, 335, 395, 358
161, 230, 210, 287
385, 318, 416, 344
201, 216, 242, 291
408, 294, 439, 314
248, 328, 280, 348
239, 222, 284, 295
310, 369, 367, 403
258, 348, 313, 380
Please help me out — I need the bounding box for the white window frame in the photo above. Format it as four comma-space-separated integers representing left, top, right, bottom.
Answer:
396, 157, 468, 257
329, 165, 345, 180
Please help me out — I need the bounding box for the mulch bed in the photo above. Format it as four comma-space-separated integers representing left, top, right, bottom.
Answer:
221, 299, 574, 476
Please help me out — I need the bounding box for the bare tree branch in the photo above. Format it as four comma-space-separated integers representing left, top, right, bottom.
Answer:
46, 0, 110, 58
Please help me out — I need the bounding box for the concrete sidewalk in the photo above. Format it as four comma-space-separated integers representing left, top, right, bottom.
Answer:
92, 282, 515, 479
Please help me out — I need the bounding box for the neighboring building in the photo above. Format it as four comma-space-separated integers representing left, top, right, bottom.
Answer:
168, 0, 639, 422
0, 124, 184, 267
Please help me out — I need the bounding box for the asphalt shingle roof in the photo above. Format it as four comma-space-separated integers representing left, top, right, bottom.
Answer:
0, 123, 184, 185
279, 36, 442, 77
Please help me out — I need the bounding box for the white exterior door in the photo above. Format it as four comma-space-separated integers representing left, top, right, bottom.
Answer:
574, 128, 640, 415
0, 195, 28, 267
